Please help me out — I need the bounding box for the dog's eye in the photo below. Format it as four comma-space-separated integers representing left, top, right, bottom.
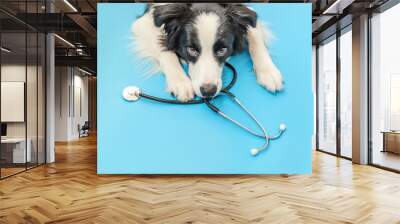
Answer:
216, 47, 228, 57
187, 47, 199, 57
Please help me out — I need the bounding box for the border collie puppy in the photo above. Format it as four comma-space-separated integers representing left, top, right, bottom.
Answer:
132, 3, 283, 102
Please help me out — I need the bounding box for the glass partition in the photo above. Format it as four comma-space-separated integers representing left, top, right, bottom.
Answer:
0, 1, 46, 179
1, 30, 28, 177
27, 31, 38, 169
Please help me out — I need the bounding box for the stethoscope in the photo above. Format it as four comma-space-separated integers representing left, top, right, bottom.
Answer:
122, 62, 286, 156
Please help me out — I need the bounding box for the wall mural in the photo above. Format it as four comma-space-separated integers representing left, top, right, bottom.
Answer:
98, 3, 313, 174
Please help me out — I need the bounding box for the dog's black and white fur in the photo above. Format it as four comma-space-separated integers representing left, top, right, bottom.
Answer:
132, 3, 283, 101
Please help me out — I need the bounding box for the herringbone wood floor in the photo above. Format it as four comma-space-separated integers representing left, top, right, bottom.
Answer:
1, 135, 400, 224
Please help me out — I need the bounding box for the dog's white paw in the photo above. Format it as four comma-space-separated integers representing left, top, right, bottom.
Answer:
256, 67, 284, 92
166, 76, 195, 102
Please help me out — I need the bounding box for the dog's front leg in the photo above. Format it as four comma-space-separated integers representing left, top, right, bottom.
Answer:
247, 23, 283, 92
159, 51, 194, 102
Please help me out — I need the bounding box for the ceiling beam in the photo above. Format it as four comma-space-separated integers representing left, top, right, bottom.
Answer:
67, 13, 97, 39
12, 13, 82, 32
322, 0, 356, 14
55, 55, 96, 69
312, 15, 335, 33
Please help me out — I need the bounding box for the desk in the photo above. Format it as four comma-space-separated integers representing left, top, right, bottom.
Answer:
382, 131, 400, 155
1, 138, 31, 163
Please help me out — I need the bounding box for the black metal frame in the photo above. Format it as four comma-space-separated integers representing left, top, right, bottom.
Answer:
367, 10, 373, 166
0, 0, 47, 180
315, 44, 319, 152
336, 23, 341, 158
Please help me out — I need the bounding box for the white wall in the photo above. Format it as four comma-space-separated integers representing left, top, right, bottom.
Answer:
1, 64, 41, 138
55, 67, 89, 141
1, 63, 46, 164
71, 73, 89, 138
1, 65, 26, 132
55, 67, 69, 141
1, 65, 28, 141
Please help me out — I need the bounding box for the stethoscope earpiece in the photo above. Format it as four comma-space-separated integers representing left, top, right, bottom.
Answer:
250, 148, 260, 156
279, 123, 286, 131
249, 123, 286, 156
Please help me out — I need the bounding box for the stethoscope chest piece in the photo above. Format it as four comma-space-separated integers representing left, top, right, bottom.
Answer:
123, 86, 141, 102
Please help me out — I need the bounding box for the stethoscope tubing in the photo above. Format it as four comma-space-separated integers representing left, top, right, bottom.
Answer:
122, 62, 285, 156
137, 62, 237, 105
205, 91, 268, 139
205, 90, 284, 154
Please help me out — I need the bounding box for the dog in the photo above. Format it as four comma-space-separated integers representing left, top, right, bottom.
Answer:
132, 3, 283, 102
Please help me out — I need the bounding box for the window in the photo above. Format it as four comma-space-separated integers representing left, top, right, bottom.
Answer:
317, 36, 337, 154
370, 3, 400, 171
339, 28, 352, 158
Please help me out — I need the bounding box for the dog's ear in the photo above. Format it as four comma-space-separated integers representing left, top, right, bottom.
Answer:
153, 4, 191, 50
226, 4, 257, 29
226, 4, 257, 54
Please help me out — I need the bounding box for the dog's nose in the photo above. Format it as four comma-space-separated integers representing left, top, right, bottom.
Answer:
200, 84, 217, 98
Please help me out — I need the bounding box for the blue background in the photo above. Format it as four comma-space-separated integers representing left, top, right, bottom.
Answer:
98, 3, 313, 174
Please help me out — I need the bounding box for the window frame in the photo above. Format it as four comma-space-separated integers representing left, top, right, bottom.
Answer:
315, 24, 353, 161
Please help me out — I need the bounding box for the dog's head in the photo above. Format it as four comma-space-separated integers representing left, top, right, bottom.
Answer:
153, 3, 257, 98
